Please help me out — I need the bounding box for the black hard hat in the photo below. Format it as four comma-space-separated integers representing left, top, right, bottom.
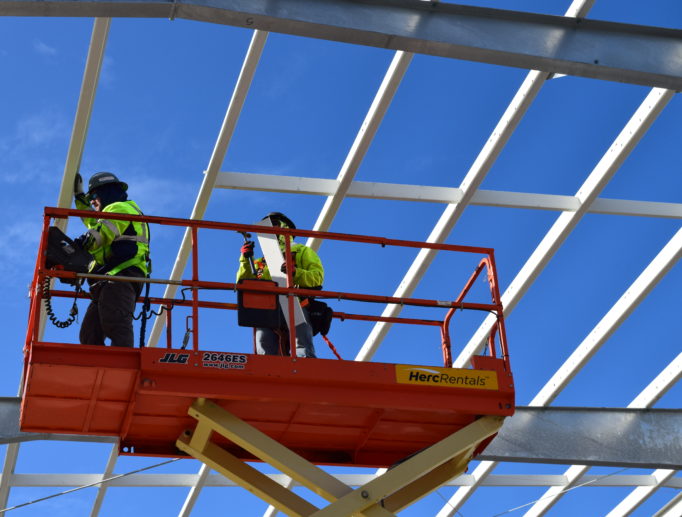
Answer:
88, 172, 128, 195
263, 212, 296, 229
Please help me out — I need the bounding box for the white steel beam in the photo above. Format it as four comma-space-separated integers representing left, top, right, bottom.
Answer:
599, 353, 682, 517
56, 17, 110, 227
456, 87, 675, 369
354, 0, 597, 362
177, 464, 210, 517
215, 172, 682, 219
605, 470, 677, 517
3, 0, 682, 89
355, 67, 550, 362
261, 47, 415, 517
0, 443, 19, 511
445, 90, 675, 512
441, 181, 681, 515
146, 30, 268, 348
530, 225, 682, 407
89, 443, 119, 517
0, 18, 111, 513
655, 492, 682, 517
524, 312, 682, 515
306, 50, 413, 250
629, 352, 682, 409
155, 30, 269, 516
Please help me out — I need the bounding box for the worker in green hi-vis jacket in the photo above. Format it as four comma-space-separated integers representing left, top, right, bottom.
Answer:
73, 172, 150, 348
237, 212, 323, 357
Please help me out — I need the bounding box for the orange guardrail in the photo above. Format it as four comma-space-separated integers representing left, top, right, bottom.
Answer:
28, 207, 510, 369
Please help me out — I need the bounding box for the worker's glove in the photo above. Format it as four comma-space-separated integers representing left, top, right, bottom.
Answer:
74, 173, 88, 205
240, 241, 254, 259
73, 232, 91, 250
280, 262, 296, 276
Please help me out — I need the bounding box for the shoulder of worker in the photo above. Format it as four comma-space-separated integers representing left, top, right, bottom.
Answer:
102, 200, 142, 215
292, 243, 322, 262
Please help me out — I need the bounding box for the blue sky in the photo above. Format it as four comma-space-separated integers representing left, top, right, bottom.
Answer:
0, 0, 681, 515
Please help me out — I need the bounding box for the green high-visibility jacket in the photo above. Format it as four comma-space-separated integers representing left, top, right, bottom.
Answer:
76, 197, 150, 276
237, 240, 324, 288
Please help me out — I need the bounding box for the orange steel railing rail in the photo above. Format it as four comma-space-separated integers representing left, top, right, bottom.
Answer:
27, 207, 509, 369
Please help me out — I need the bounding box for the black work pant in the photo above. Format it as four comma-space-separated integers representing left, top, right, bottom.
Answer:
80, 269, 143, 347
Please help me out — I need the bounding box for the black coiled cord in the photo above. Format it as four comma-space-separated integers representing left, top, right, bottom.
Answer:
42, 276, 83, 329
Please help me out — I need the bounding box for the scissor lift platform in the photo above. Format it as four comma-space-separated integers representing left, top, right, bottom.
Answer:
23, 209, 515, 514
21, 341, 513, 467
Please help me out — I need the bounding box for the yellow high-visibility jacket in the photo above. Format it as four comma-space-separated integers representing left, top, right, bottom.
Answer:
76, 197, 150, 276
237, 240, 323, 288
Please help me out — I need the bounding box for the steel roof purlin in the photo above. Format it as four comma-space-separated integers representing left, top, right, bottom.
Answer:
1, 0, 681, 513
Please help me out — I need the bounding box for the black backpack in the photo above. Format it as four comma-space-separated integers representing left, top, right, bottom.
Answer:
307, 299, 333, 336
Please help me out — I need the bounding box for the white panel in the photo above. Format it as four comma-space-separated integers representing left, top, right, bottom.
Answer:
256, 219, 305, 327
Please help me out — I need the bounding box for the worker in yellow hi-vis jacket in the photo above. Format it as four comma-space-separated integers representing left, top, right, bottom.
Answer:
237, 212, 323, 357
73, 172, 150, 347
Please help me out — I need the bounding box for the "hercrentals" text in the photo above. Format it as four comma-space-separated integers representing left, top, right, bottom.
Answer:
408, 371, 488, 386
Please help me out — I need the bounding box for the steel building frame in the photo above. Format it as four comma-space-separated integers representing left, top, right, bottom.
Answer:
1, 0, 680, 515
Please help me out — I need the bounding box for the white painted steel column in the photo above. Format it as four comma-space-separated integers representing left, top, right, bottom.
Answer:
146, 30, 268, 348
306, 50, 413, 251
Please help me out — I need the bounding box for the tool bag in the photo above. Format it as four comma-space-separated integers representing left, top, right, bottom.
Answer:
236, 279, 282, 329
45, 226, 92, 283
307, 299, 333, 336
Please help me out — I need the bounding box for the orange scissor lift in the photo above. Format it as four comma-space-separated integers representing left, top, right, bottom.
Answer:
21, 207, 514, 516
